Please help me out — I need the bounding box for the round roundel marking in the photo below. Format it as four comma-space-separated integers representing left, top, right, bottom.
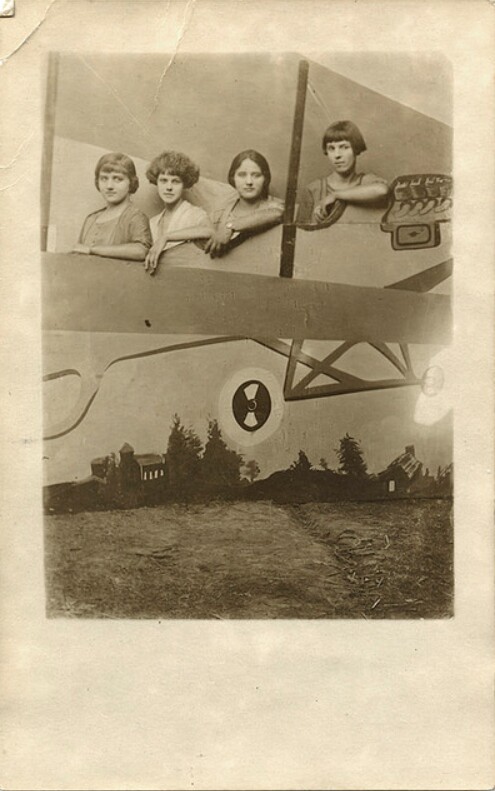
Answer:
414, 348, 453, 427
218, 367, 284, 447
421, 365, 445, 397
232, 379, 272, 432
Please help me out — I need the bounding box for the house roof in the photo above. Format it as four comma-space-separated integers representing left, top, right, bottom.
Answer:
135, 454, 164, 467
378, 449, 422, 481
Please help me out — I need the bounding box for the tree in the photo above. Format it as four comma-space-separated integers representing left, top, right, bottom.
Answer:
104, 452, 119, 489
319, 457, 330, 471
165, 414, 203, 493
290, 450, 313, 474
100, 452, 121, 506
244, 459, 261, 483
335, 433, 368, 478
201, 419, 244, 488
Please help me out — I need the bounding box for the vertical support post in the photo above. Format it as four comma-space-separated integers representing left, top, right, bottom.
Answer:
279, 59, 309, 278
41, 52, 59, 252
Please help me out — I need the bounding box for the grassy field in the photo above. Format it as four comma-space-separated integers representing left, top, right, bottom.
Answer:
44, 499, 453, 619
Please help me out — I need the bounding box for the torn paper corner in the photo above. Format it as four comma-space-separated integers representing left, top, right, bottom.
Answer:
0, 0, 14, 17
1, 0, 58, 66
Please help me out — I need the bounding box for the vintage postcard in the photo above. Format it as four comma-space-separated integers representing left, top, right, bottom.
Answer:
1, 1, 494, 789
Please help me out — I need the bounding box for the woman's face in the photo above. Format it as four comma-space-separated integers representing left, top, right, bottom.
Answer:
325, 140, 356, 176
98, 169, 131, 205
233, 158, 265, 202
157, 171, 185, 208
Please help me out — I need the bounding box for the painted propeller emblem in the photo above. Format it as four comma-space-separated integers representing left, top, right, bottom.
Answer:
232, 380, 272, 432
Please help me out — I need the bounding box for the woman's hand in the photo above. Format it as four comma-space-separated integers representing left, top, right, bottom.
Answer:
144, 239, 166, 275
72, 243, 91, 255
204, 224, 233, 258
314, 191, 337, 223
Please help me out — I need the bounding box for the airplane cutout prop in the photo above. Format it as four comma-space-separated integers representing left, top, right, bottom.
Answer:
41, 53, 452, 480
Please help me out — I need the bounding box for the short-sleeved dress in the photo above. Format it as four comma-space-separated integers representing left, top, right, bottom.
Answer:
296, 173, 388, 224
78, 203, 152, 248
210, 194, 284, 239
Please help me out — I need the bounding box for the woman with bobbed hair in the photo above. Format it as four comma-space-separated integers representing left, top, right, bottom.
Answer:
205, 149, 284, 258
297, 120, 389, 225
321, 119, 368, 156
72, 152, 152, 260
144, 150, 211, 275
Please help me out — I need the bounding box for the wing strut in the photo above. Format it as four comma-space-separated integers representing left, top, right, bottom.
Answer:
41, 52, 60, 252
279, 59, 309, 278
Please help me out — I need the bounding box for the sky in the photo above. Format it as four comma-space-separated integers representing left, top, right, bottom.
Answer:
312, 52, 452, 126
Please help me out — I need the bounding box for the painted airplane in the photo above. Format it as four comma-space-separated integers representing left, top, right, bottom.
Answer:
42, 53, 452, 484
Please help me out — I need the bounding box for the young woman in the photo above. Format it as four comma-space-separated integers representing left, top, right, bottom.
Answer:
205, 150, 284, 258
297, 120, 389, 225
144, 151, 211, 275
73, 153, 152, 260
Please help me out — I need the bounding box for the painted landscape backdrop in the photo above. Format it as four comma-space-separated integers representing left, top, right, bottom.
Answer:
44, 414, 452, 515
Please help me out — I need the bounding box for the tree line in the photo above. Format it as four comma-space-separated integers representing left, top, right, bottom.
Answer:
44, 414, 452, 514
98, 421, 369, 507
292, 433, 368, 478
165, 415, 259, 494
165, 418, 369, 493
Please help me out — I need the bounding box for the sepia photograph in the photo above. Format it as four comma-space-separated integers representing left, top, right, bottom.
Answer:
2, 2, 494, 789
42, 51, 453, 619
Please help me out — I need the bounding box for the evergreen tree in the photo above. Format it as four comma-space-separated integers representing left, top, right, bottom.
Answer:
165, 414, 203, 493
101, 452, 121, 507
202, 419, 244, 488
104, 452, 119, 490
335, 433, 368, 478
244, 459, 261, 483
290, 450, 313, 474
320, 457, 330, 471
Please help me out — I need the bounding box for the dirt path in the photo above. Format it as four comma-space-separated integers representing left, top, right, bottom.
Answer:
45, 499, 452, 619
290, 500, 453, 618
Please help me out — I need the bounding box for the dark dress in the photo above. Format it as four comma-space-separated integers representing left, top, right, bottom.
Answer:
78, 203, 152, 248
296, 172, 388, 224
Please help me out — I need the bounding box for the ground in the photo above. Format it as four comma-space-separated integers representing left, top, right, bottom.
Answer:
44, 499, 453, 619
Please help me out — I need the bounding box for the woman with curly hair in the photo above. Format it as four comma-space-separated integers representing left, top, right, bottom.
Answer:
73, 152, 152, 261
205, 149, 284, 258
144, 150, 211, 274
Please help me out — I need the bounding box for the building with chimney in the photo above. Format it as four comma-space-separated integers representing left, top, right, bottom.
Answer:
376, 445, 423, 495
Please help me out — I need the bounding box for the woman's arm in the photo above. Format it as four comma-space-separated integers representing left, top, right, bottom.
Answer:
73, 208, 152, 260
145, 221, 213, 274
204, 203, 284, 258
203, 224, 232, 258
230, 206, 284, 232
314, 179, 389, 222
88, 242, 148, 261
331, 181, 389, 204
